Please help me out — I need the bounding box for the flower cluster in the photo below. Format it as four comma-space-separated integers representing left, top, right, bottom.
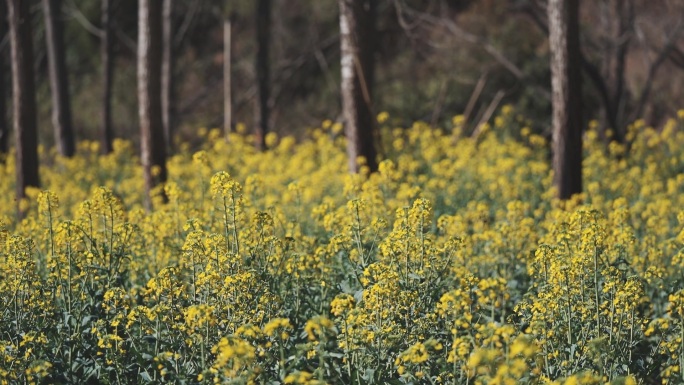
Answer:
1, 108, 684, 383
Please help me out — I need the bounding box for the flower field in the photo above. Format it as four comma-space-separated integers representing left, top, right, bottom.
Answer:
2, 110, 684, 384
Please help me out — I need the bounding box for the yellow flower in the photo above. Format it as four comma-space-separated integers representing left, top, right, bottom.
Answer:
377, 111, 390, 124
305, 316, 335, 341
263, 318, 292, 338
330, 294, 355, 317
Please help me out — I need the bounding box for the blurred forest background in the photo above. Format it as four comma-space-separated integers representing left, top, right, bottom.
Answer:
2, 0, 684, 150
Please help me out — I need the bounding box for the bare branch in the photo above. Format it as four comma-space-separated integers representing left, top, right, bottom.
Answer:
314, 48, 337, 93
174, 0, 200, 47
395, 0, 551, 101
642, 34, 684, 70
64, 0, 103, 39
392, 0, 422, 41
430, 79, 448, 127
632, 18, 684, 121
417, 11, 526, 78
115, 26, 136, 53
463, 72, 488, 124
472, 90, 505, 139
667, 45, 684, 69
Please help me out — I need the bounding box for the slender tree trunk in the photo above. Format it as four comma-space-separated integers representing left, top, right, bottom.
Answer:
101, 0, 114, 154
548, 0, 582, 199
254, 0, 270, 150
0, 0, 9, 160
43, 0, 75, 157
520, 6, 623, 147
224, 17, 233, 139
8, 0, 40, 214
0, 53, 6, 161
339, 0, 378, 173
599, 0, 632, 144
138, 0, 167, 211
609, 0, 632, 126
161, 0, 174, 152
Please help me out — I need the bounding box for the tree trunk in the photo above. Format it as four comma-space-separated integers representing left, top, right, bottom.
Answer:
101, 0, 114, 154
599, 0, 632, 144
548, 0, 582, 199
43, 0, 75, 157
0, 0, 9, 160
224, 17, 233, 139
8, 0, 40, 213
0, 54, 6, 162
161, 0, 174, 152
254, 0, 270, 150
138, 0, 167, 211
339, 0, 378, 173
609, 0, 631, 127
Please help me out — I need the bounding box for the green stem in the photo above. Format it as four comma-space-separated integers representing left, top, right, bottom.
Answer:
680, 316, 684, 382
343, 318, 352, 380
231, 189, 241, 257
593, 241, 601, 339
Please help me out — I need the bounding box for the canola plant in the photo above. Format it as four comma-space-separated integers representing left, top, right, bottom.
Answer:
1, 108, 684, 384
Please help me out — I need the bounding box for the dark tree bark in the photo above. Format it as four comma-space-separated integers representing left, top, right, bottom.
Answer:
340, 0, 378, 173
101, 0, 114, 154
548, 0, 582, 199
517, 2, 622, 144
224, 17, 232, 139
43, 0, 75, 157
161, 0, 174, 152
254, 0, 270, 150
600, 0, 633, 143
8, 0, 40, 212
138, 0, 167, 211
0, 0, 8, 160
